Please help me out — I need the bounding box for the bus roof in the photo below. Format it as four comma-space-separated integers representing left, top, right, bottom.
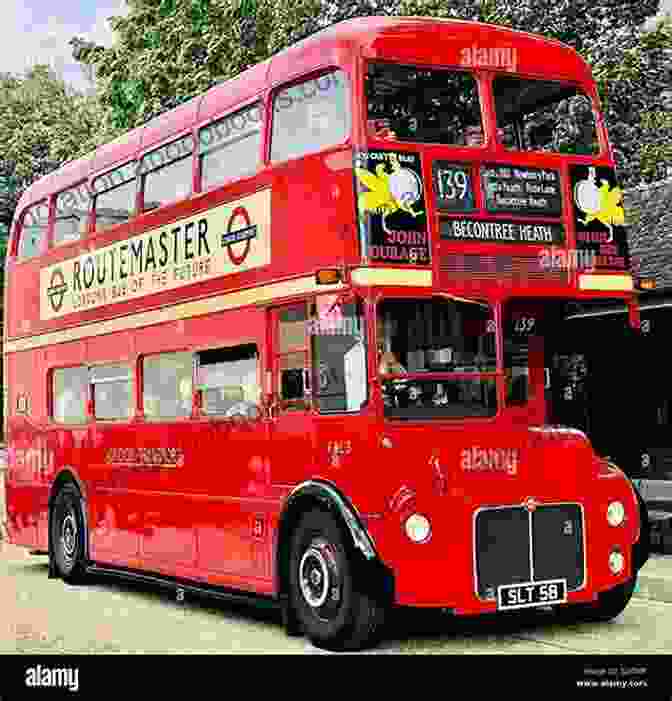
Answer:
14, 16, 593, 216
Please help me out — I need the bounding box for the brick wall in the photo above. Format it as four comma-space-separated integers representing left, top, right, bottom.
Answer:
625, 180, 672, 289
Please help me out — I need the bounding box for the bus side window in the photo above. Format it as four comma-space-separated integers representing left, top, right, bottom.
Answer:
199, 102, 262, 190
142, 352, 193, 419
52, 366, 89, 424
277, 303, 311, 409
90, 364, 133, 421
18, 201, 49, 260
196, 344, 260, 418
310, 297, 368, 413
140, 135, 195, 212
92, 163, 137, 232
271, 70, 350, 163
54, 183, 92, 246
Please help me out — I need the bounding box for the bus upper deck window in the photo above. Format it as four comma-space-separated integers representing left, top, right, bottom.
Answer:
271, 70, 350, 163
200, 103, 262, 190
92, 162, 137, 232
54, 183, 92, 246
18, 201, 49, 260
493, 77, 598, 155
140, 135, 195, 211
366, 63, 482, 146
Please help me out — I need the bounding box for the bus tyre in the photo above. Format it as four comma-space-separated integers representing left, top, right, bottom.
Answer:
50, 485, 88, 585
556, 577, 636, 624
288, 509, 386, 651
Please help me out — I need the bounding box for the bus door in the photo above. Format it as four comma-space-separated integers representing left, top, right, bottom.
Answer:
267, 302, 316, 487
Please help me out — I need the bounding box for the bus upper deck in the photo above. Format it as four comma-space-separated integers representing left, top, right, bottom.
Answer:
5, 16, 634, 354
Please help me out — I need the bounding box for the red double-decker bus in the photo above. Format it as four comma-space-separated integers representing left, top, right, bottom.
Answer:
4, 17, 649, 650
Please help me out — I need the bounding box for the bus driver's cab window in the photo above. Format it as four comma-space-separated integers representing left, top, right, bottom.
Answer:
376, 298, 497, 419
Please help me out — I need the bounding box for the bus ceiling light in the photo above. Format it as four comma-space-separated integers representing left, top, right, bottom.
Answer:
608, 549, 624, 575
607, 500, 625, 527
315, 269, 342, 285
404, 514, 431, 543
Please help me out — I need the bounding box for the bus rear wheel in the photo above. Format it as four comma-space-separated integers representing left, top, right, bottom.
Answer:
288, 509, 386, 651
555, 577, 636, 624
50, 484, 88, 585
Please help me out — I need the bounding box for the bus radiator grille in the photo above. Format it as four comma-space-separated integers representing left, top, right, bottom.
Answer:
475, 504, 584, 600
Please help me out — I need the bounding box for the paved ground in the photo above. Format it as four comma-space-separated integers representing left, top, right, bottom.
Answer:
637, 553, 672, 603
1, 542, 671, 655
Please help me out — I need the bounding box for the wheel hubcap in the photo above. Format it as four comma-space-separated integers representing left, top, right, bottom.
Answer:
61, 512, 77, 568
299, 547, 330, 608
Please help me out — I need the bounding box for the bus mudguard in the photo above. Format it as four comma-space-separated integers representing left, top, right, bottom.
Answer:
280, 479, 378, 561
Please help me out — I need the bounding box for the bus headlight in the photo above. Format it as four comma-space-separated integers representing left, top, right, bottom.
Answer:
607, 501, 625, 527
404, 514, 431, 543
608, 549, 624, 575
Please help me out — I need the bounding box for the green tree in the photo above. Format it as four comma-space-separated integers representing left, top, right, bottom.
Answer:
0, 65, 103, 225
0, 65, 101, 364
73, 0, 670, 186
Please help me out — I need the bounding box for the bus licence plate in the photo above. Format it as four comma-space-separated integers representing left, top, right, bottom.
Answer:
497, 579, 567, 611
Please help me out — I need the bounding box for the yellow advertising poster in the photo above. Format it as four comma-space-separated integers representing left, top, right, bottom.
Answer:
41, 189, 271, 321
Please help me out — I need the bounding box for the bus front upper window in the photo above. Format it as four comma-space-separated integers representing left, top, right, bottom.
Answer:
366, 63, 482, 146
494, 77, 599, 155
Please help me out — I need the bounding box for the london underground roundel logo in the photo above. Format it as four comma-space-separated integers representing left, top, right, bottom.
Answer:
222, 206, 258, 265
47, 268, 68, 313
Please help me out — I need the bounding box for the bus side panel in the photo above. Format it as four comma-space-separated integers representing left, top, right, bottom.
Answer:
182, 307, 271, 581
5, 349, 48, 549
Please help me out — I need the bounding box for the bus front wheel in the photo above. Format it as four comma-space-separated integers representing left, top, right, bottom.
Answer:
288, 508, 386, 651
50, 484, 88, 585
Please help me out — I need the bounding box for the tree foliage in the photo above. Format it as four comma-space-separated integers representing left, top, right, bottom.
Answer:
72, 0, 671, 186
0, 66, 102, 227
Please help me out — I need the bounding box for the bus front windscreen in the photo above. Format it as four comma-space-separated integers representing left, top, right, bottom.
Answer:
376, 297, 497, 419
493, 77, 599, 155
365, 63, 483, 145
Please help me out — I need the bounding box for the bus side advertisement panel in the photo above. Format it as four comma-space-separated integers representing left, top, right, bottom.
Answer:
40, 189, 272, 322
353, 150, 430, 265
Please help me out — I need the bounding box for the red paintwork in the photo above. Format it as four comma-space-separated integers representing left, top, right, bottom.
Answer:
5, 17, 640, 612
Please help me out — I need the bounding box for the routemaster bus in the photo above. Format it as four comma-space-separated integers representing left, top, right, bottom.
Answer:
3, 16, 649, 651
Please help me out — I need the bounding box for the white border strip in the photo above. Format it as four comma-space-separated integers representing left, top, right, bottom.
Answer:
5, 275, 344, 354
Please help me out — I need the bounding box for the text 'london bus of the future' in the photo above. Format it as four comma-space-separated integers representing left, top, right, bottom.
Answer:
4, 17, 649, 650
